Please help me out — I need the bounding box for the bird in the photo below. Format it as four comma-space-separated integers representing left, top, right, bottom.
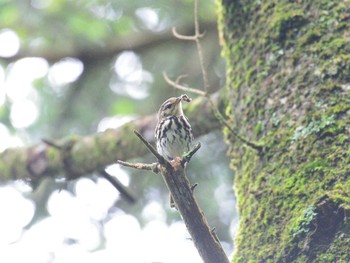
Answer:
155, 94, 194, 208
155, 94, 194, 161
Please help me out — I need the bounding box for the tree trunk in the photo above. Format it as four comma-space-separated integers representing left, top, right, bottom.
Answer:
217, 0, 350, 262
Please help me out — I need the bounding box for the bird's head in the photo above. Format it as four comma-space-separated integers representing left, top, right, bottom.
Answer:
157, 94, 191, 120
158, 96, 183, 120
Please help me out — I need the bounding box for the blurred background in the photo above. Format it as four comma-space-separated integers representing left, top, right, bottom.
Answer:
0, 0, 237, 262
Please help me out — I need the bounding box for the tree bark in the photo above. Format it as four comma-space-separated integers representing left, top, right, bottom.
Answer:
217, 0, 350, 262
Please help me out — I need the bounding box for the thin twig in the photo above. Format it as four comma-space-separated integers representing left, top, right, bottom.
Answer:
42, 138, 61, 149
116, 160, 152, 170
163, 72, 206, 96
133, 130, 168, 165
171, 0, 209, 92
172, 27, 197, 40
172, 27, 205, 40
116, 160, 160, 173
164, 0, 264, 153
193, 0, 210, 92
220, 120, 263, 151
100, 170, 136, 203
193, 0, 200, 38
175, 74, 188, 84
182, 142, 201, 166
191, 183, 198, 191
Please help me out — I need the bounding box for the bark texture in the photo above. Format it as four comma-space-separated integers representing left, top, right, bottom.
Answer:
217, 0, 350, 262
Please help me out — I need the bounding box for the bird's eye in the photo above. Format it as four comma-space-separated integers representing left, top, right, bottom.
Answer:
165, 104, 172, 110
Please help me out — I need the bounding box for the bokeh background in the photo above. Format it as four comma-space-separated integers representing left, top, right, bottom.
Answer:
0, 0, 237, 262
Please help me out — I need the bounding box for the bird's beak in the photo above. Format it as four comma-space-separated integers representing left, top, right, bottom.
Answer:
175, 97, 182, 104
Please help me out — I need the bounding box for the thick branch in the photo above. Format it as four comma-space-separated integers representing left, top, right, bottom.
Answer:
0, 95, 221, 183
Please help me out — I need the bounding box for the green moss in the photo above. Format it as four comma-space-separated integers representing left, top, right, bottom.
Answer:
319, 38, 348, 59
217, 0, 350, 261
329, 181, 350, 209
46, 145, 63, 173
268, 4, 307, 42
316, 54, 350, 81
0, 148, 28, 181
298, 29, 322, 46
254, 121, 263, 136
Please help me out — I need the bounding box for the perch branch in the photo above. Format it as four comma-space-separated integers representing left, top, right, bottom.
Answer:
132, 130, 169, 166
117, 131, 229, 263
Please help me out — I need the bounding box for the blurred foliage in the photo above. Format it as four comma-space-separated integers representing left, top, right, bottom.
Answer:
0, 0, 224, 138
0, 0, 235, 260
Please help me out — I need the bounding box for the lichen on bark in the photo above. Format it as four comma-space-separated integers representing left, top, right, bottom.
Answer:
217, 0, 350, 262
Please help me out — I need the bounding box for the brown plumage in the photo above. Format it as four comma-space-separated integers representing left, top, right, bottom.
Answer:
155, 94, 194, 161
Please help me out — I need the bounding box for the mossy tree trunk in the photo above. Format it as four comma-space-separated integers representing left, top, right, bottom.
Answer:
217, 0, 350, 262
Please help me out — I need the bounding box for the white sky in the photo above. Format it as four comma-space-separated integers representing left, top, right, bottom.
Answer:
0, 177, 209, 263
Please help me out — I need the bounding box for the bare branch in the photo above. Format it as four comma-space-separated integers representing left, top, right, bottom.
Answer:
117, 133, 229, 263
163, 72, 206, 96
116, 160, 160, 173
165, 160, 229, 263
182, 142, 201, 166
42, 138, 62, 149
172, 27, 205, 40
99, 170, 136, 203
170, 0, 209, 92
164, 0, 264, 153
193, 0, 210, 92
193, 0, 200, 36
133, 130, 169, 166
175, 74, 188, 84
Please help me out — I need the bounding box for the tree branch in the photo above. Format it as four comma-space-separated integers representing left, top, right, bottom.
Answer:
99, 170, 136, 203
163, 72, 206, 96
0, 95, 221, 183
133, 130, 167, 165
117, 132, 230, 263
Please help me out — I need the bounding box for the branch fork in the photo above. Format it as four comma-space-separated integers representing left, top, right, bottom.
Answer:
117, 130, 229, 263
